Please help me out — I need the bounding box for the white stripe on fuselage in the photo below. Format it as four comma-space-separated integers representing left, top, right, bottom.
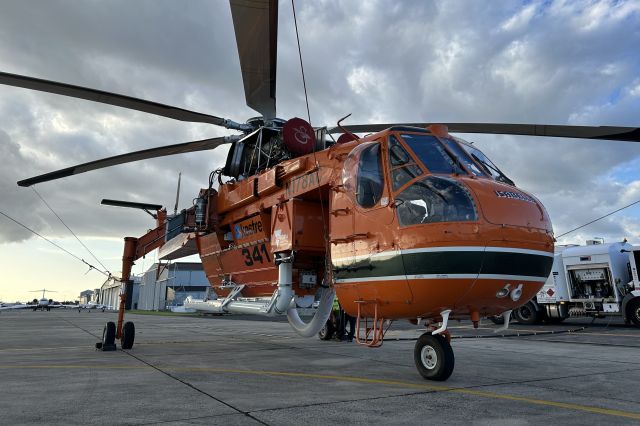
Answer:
332, 246, 553, 264
335, 273, 547, 284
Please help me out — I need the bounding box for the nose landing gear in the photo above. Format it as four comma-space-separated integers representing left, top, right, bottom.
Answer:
414, 333, 455, 381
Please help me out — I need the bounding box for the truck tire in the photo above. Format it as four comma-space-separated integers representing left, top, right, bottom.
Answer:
627, 299, 640, 328
513, 301, 539, 325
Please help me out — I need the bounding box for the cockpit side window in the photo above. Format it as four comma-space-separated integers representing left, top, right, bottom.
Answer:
400, 134, 462, 175
388, 136, 423, 191
342, 142, 385, 209
356, 143, 384, 208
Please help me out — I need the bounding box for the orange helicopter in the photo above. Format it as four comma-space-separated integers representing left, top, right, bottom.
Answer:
2, 0, 640, 380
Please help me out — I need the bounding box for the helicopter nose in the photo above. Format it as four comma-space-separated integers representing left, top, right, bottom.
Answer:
450, 179, 554, 316
454, 245, 554, 316
463, 179, 552, 234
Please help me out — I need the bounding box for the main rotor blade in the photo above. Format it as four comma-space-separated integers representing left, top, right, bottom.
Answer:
0, 71, 250, 131
17, 135, 240, 187
230, 0, 278, 119
329, 123, 640, 143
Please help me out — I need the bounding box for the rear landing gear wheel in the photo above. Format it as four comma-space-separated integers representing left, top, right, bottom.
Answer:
102, 321, 116, 349
414, 333, 455, 381
121, 321, 135, 349
318, 319, 335, 340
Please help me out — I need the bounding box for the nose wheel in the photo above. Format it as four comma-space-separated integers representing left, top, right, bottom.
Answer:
414, 333, 455, 381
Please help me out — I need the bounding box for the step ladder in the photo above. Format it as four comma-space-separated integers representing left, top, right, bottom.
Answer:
354, 300, 390, 347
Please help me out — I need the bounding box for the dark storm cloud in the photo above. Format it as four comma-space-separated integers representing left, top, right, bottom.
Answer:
0, 0, 639, 248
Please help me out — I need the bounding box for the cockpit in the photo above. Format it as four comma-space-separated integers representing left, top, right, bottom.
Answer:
341, 127, 516, 227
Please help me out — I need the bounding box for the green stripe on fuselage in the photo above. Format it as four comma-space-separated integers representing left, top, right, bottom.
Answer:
333, 250, 552, 281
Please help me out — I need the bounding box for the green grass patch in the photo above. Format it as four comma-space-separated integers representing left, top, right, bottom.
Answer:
126, 309, 201, 317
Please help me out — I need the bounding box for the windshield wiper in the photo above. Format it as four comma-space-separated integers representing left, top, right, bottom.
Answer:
471, 154, 514, 186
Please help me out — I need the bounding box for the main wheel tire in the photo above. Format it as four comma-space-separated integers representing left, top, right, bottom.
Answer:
121, 321, 135, 349
414, 333, 455, 381
513, 302, 539, 325
102, 321, 116, 346
627, 299, 640, 327
318, 320, 335, 341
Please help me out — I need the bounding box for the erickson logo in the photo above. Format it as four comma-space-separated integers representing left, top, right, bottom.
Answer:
234, 219, 263, 240
494, 190, 535, 203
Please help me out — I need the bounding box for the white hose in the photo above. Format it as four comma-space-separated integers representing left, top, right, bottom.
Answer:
273, 259, 294, 315
287, 286, 335, 337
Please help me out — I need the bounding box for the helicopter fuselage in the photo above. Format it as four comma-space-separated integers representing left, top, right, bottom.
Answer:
196, 126, 554, 322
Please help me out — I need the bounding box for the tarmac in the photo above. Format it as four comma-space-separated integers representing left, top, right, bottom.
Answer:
1, 309, 639, 425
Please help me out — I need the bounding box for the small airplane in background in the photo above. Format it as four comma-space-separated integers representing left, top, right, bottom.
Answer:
77, 302, 108, 312
0, 302, 29, 311
0, 289, 93, 312
29, 289, 60, 311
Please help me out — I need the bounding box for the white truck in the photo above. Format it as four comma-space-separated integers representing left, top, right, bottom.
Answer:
508, 240, 640, 327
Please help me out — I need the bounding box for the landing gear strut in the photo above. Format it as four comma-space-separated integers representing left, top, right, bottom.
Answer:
414, 333, 455, 381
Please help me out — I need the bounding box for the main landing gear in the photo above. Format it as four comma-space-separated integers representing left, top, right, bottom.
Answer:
95, 321, 135, 351
413, 309, 455, 381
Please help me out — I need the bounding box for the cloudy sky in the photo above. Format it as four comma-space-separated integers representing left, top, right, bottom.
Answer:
1, 0, 639, 302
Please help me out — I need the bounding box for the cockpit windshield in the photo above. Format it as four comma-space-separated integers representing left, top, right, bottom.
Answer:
439, 137, 485, 177
396, 132, 514, 186
457, 140, 514, 186
400, 134, 462, 175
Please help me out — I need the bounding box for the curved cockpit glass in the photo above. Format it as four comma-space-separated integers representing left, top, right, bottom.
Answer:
388, 136, 423, 191
400, 134, 461, 175
342, 142, 384, 208
340, 131, 511, 223
457, 139, 514, 185
396, 176, 478, 226
396, 132, 513, 185
439, 137, 485, 177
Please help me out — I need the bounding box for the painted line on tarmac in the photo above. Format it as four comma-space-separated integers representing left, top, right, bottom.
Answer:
0, 363, 638, 420
0, 346, 91, 352
578, 331, 640, 338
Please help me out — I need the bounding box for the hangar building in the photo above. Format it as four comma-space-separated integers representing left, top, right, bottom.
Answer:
137, 262, 208, 311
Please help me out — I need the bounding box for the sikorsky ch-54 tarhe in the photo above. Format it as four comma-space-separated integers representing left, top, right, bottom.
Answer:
2, 0, 640, 380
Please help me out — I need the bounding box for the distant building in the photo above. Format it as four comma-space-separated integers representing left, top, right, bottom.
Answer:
99, 276, 141, 310
138, 262, 208, 310
78, 290, 94, 305
90, 289, 101, 303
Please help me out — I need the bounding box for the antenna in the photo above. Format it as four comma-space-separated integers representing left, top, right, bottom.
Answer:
173, 172, 182, 215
